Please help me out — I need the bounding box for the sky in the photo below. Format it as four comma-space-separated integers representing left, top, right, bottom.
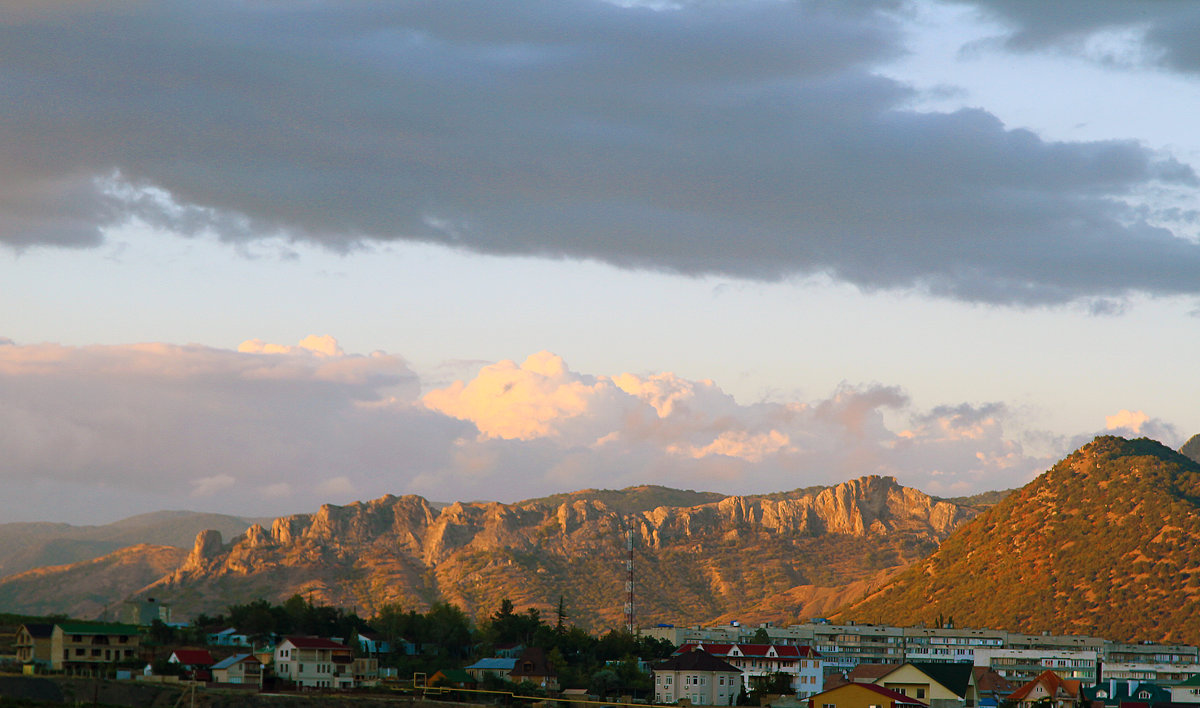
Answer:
1, 0, 1199, 523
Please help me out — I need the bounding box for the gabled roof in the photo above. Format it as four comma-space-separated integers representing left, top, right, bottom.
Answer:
1007, 670, 1083, 704
510, 647, 556, 678
20, 623, 54, 638
281, 636, 349, 650
851, 663, 902, 682
880, 662, 974, 699
1084, 681, 1167, 703
57, 622, 140, 636
811, 682, 929, 707
211, 653, 261, 670
170, 649, 216, 666
678, 643, 734, 656
1176, 674, 1200, 688
973, 667, 1015, 694
653, 649, 740, 674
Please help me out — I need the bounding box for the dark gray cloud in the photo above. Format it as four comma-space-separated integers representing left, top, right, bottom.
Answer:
959, 1, 1200, 74
1, 0, 1197, 304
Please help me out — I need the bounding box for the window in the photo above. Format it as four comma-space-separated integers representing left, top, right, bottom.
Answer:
918, 689, 926, 699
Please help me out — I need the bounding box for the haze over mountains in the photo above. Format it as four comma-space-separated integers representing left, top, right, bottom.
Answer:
5, 435, 1200, 645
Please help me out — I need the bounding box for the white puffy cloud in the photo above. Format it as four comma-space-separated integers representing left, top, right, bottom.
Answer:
423, 353, 1055, 498
0, 338, 1080, 522
1103, 408, 1179, 445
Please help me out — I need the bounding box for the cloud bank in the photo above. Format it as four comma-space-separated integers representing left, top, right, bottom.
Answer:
1, 1, 1197, 305
0, 336, 1076, 522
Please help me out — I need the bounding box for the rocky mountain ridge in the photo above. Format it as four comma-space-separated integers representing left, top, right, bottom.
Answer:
0, 475, 983, 626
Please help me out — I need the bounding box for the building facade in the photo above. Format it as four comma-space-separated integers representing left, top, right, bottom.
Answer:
273, 636, 354, 689
653, 649, 743, 706
50, 623, 140, 674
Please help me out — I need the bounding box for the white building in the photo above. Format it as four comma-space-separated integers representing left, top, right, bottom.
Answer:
677, 643, 823, 697
274, 636, 354, 689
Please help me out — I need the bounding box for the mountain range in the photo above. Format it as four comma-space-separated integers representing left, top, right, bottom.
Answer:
0, 478, 984, 628
6, 435, 1200, 644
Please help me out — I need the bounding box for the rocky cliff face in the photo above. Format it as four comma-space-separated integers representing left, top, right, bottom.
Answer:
136, 475, 979, 627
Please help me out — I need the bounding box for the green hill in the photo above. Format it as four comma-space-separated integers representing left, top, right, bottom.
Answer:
836, 436, 1200, 644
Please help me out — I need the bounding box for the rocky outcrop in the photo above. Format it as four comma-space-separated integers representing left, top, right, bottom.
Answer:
136, 475, 981, 626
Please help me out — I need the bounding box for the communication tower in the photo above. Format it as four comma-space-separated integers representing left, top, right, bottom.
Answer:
623, 528, 636, 635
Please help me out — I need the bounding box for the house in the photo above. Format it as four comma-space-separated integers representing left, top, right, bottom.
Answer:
1088, 680, 1170, 707
430, 669, 478, 688
16, 624, 54, 668
807, 682, 929, 708
678, 642, 824, 697
274, 636, 355, 689
465, 657, 518, 682
169, 649, 217, 681
208, 628, 253, 648
356, 631, 391, 656
50, 623, 141, 674
1170, 675, 1200, 704
652, 648, 743, 706
211, 653, 263, 687
509, 647, 559, 690
1005, 669, 1084, 708
872, 662, 977, 708
972, 667, 1015, 707
354, 657, 380, 687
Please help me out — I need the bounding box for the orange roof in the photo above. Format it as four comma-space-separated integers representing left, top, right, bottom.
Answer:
1007, 670, 1082, 704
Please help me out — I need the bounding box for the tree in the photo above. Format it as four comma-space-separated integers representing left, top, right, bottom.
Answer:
555, 595, 568, 634
752, 628, 771, 644
589, 668, 621, 699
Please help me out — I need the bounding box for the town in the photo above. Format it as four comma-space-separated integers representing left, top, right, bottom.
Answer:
6, 595, 1200, 708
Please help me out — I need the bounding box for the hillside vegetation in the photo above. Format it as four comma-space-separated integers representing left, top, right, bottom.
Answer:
837, 436, 1200, 644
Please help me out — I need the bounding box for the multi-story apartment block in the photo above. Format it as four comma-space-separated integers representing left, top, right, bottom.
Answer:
50, 623, 140, 674
971, 648, 1098, 684
644, 622, 1200, 684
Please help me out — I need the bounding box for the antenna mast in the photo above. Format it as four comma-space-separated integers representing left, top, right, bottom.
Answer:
624, 528, 636, 635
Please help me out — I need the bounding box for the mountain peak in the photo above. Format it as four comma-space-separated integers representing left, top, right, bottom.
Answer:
836, 435, 1200, 644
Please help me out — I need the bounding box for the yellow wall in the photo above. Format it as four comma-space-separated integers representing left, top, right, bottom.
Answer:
878, 665, 970, 702
809, 683, 899, 708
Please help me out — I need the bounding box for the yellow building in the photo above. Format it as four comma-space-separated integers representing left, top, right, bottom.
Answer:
807, 681, 929, 708
873, 663, 977, 708
50, 623, 141, 674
